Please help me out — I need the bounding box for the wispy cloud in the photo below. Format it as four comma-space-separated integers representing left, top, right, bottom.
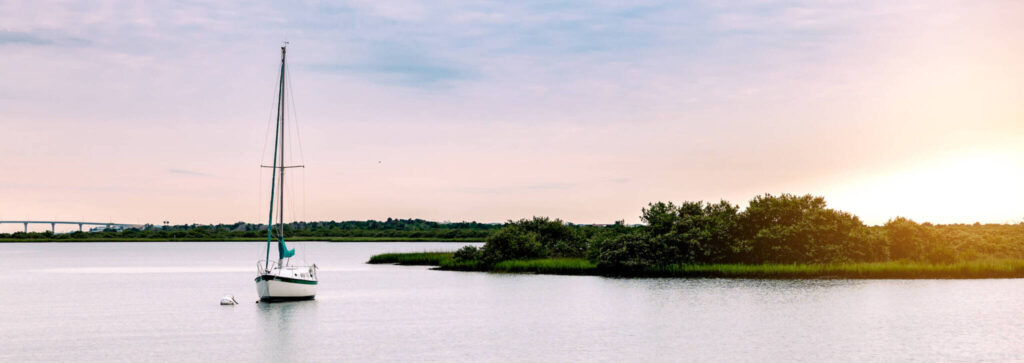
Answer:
456, 182, 578, 194
0, 30, 86, 46
300, 2, 682, 88
453, 178, 629, 194
310, 58, 474, 88
168, 169, 213, 178
308, 42, 476, 87
0, 30, 52, 45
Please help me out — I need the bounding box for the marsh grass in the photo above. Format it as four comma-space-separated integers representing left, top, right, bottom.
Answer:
490, 258, 599, 275
437, 259, 485, 271
367, 252, 454, 265
371, 252, 1024, 279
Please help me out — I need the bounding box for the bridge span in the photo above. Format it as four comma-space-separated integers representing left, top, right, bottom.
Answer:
0, 221, 147, 233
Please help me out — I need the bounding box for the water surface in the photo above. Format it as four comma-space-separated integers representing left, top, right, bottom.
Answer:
2, 242, 1023, 362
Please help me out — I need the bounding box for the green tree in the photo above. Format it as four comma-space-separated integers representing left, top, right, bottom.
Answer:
639, 200, 741, 264
592, 231, 671, 270
885, 217, 931, 260
480, 226, 544, 263
737, 193, 867, 263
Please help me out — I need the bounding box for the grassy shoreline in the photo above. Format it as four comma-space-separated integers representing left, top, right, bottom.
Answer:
367, 252, 1024, 279
367, 252, 455, 265
0, 237, 484, 243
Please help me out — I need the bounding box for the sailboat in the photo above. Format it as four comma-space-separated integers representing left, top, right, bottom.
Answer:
255, 43, 318, 302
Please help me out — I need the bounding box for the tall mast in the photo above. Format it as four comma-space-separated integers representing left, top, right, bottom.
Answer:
278, 44, 287, 263
265, 44, 287, 271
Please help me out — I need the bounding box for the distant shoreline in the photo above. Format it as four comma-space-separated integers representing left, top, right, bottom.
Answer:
0, 237, 484, 243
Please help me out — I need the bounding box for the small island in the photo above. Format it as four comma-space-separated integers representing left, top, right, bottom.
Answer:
369, 193, 1024, 279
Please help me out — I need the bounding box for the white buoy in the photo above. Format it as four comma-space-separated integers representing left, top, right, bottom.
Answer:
220, 295, 238, 305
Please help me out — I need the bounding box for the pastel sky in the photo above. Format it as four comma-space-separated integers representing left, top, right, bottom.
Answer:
2, 1, 1023, 230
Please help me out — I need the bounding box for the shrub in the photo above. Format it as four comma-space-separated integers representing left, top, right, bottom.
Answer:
453, 245, 481, 262
480, 226, 544, 263
479, 217, 587, 263
592, 231, 673, 270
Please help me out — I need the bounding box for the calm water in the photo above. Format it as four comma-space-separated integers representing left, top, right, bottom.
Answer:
3, 242, 1024, 362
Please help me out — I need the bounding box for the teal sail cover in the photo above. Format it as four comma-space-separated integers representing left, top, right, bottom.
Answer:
278, 239, 295, 259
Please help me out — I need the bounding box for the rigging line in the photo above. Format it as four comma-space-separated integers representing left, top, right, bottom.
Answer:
283, 56, 306, 242
284, 64, 306, 165
286, 59, 308, 245
257, 49, 282, 249
257, 162, 263, 228
286, 63, 301, 163
287, 170, 298, 225
287, 64, 310, 262
303, 166, 307, 228
259, 60, 280, 167
301, 166, 308, 264
279, 46, 309, 263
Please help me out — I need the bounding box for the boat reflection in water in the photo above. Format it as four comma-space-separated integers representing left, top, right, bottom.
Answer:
257, 300, 320, 361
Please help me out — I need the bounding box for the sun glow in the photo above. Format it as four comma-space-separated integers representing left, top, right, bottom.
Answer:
828, 148, 1024, 225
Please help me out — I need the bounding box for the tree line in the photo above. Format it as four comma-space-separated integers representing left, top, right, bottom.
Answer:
453, 194, 1024, 268
0, 218, 501, 240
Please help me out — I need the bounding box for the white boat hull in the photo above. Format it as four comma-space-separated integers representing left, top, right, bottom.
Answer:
255, 270, 317, 302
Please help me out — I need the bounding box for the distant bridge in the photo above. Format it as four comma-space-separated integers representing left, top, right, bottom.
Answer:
0, 221, 147, 233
